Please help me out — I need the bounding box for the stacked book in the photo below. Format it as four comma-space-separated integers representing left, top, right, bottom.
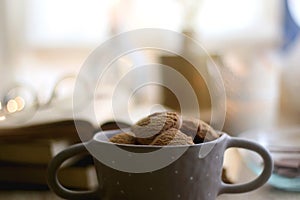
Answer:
0, 119, 97, 190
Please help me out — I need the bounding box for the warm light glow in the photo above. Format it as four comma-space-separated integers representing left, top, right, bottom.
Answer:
197, 0, 260, 35
0, 115, 6, 121
127, 0, 182, 31
27, 0, 110, 46
6, 99, 18, 113
0, 102, 2, 110
15, 96, 26, 111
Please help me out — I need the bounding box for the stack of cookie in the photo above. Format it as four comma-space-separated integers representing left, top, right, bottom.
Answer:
109, 112, 220, 146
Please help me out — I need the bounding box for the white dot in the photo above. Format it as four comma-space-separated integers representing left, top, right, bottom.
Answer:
206, 173, 209, 177
149, 187, 153, 191
215, 155, 219, 159
177, 194, 181, 198
190, 176, 194, 181
117, 181, 120, 185
175, 170, 178, 174
120, 190, 125, 194
208, 192, 211, 197
171, 156, 175, 160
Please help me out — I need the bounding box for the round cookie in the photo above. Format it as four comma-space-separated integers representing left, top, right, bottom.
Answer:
150, 128, 194, 146
109, 133, 136, 145
131, 112, 182, 145
180, 117, 220, 143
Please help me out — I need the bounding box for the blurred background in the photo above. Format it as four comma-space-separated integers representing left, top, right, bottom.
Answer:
0, 0, 300, 134
1, 0, 300, 197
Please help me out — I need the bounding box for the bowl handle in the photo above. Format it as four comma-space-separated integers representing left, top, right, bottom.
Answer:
47, 143, 99, 199
219, 137, 273, 194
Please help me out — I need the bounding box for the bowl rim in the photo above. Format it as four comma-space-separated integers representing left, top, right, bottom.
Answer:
92, 128, 226, 149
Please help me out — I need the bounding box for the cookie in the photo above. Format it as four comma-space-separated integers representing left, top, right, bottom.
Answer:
109, 133, 136, 145
150, 128, 194, 146
180, 117, 219, 143
131, 112, 182, 145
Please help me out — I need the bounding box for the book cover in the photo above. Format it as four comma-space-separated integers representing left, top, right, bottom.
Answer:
0, 156, 97, 189
0, 139, 73, 165
0, 119, 95, 165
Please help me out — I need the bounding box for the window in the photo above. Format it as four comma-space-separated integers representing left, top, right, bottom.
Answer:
25, 0, 111, 48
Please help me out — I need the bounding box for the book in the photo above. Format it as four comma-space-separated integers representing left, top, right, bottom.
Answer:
0, 107, 98, 190
0, 156, 97, 189
0, 119, 95, 141
0, 139, 73, 165
0, 119, 95, 165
